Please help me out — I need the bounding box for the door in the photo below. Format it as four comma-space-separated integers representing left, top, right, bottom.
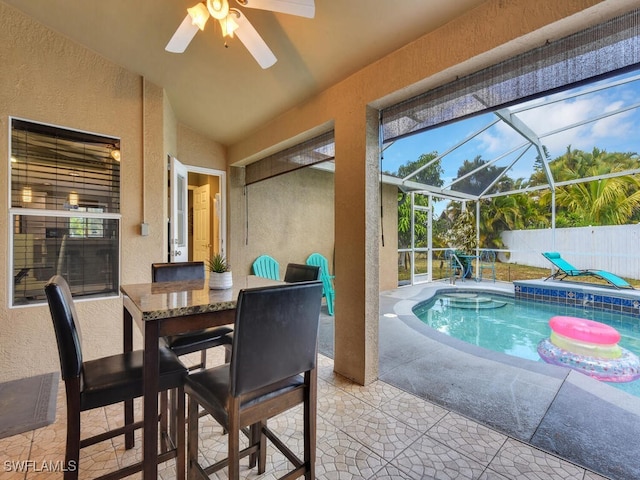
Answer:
170, 156, 188, 262
192, 184, 211, 262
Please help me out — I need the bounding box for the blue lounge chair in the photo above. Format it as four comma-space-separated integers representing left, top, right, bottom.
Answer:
306, 253, 335, 315
252, 254, 280, 280
542, 252, 633, 289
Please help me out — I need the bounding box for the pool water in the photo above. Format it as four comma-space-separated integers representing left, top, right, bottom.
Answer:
413, 292, 640, 398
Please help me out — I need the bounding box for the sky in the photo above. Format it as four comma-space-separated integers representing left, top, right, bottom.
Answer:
383, 70, 640, 190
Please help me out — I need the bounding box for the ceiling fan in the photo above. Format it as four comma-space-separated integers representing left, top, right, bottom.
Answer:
165, 0, 315, 69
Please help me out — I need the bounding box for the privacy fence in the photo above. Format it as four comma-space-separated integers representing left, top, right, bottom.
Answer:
501, 225, 640, 280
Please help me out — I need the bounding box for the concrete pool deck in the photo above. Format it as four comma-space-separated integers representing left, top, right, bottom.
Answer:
319, 279, 640, 480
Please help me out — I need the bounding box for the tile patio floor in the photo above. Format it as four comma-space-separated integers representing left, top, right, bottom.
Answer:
0, 343, 610, 480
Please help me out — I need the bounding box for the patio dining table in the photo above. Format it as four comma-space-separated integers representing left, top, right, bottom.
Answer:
457, 254, 479, 280
120, 274, 282, 480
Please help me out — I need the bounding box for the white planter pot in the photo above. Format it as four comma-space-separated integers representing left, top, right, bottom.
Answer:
209, 271, 233, 290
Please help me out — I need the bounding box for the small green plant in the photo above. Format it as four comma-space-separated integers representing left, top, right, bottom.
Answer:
207, 253, 229, 273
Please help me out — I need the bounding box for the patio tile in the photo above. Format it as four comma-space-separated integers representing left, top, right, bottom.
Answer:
427, 411, 507, 464
488, 438, 585, 479
391, 434, 487, 480
0, 351, 612, 480
341, 408, 422, 460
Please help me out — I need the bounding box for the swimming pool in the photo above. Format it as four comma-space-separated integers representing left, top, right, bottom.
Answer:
412, 291, 640, 398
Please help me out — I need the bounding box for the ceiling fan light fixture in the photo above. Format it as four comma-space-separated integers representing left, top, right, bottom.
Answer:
219, 14, 239, 37
207, 0, 230, 20
187, 3, 210, 30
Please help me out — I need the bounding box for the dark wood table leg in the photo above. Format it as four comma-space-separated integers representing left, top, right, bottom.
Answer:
123, 305, 134, 450
143, 320, 160, 480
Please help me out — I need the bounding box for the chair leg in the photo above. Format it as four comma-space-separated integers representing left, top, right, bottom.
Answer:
248, 421, 266, 472
199, 350, 207, 370
176, 386, 186, 480
228, 399, 241, 480
160, 390, 169, 448
257, 421, 266, 474
304, 369, 317, 479
64, 381, 81, 480
326, 291, 335, 316
187, 396, 200, 480
124, 398, 135, 449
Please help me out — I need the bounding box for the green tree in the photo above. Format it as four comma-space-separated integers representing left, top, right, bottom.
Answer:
539, 148, 640, 226
396, 152, 444, 187
396, 152, 444, 249
451, 155, 511, 196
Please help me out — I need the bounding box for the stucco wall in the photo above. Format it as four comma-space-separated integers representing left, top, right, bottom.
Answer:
0, 3, 226, 382
231, 167, 335, 279
0, 3, 163, 381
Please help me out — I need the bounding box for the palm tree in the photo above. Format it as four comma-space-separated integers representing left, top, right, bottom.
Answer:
539, 148, 640, 226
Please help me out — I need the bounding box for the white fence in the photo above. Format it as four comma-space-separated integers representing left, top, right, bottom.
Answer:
501, 224, 640, 280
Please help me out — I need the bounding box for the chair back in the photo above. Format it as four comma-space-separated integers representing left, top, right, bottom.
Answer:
229, 282, 323, 397
152, 261, 205, 282
481, 250, 496, 263
542, 252, 578, 273
305, 253, 331, 277
284, 263, 320, 283
44, 275, 83, 381
252, 255, 280, 280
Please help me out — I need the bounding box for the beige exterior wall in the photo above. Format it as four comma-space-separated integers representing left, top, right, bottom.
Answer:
0, 0, 635, 383
0, 3, 227, 382
231, 167, 336, 279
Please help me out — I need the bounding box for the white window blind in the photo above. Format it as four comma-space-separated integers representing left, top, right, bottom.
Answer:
10, 118, 121, 306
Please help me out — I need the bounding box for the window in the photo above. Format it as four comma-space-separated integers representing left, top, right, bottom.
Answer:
9, 118, 121, 306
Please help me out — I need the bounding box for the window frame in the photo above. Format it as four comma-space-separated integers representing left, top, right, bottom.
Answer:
8, 117, 122, 308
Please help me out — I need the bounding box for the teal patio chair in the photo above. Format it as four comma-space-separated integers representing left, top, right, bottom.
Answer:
252, 254, 280, 280
479, 250, 496, 282
306, 253, 335, 315
542, 252, 633, 289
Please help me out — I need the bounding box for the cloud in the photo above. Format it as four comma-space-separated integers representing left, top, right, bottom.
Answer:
473, 91, 638, 158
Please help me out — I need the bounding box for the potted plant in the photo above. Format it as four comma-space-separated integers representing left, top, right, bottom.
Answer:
207, 253, 233, 289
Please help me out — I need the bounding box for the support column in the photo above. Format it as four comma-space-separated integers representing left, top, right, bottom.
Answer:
333, 105, 379, 385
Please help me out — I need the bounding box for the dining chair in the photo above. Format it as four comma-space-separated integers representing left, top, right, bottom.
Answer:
479, 250, 497, 282
151, 261, 233, 370
152, 261, 234, 439
284, 262, 320, 283
44, 275, 187, 480
185, 281, 323, 480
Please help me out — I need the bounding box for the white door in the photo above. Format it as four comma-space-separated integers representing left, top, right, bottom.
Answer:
192, 184, 211, 262
170, 156, 188, 262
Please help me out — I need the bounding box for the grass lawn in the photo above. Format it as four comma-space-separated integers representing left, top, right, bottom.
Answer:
399, 258, 640, 288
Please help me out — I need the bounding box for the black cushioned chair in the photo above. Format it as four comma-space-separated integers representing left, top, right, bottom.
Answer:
185, 281, 323, 480
152, 262, 233, 369
284, 263, 320, 283
44, 275, 187, 480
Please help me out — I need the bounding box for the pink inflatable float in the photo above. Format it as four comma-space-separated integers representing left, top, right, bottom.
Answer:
537, 316, 640, 383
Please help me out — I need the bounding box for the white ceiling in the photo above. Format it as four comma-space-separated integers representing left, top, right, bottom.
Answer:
4, 0, 487, 145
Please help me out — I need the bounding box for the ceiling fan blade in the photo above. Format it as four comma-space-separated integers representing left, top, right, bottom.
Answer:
233, 10, 277, 69
165, 14, 200, 53
239, 0, 315, 18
